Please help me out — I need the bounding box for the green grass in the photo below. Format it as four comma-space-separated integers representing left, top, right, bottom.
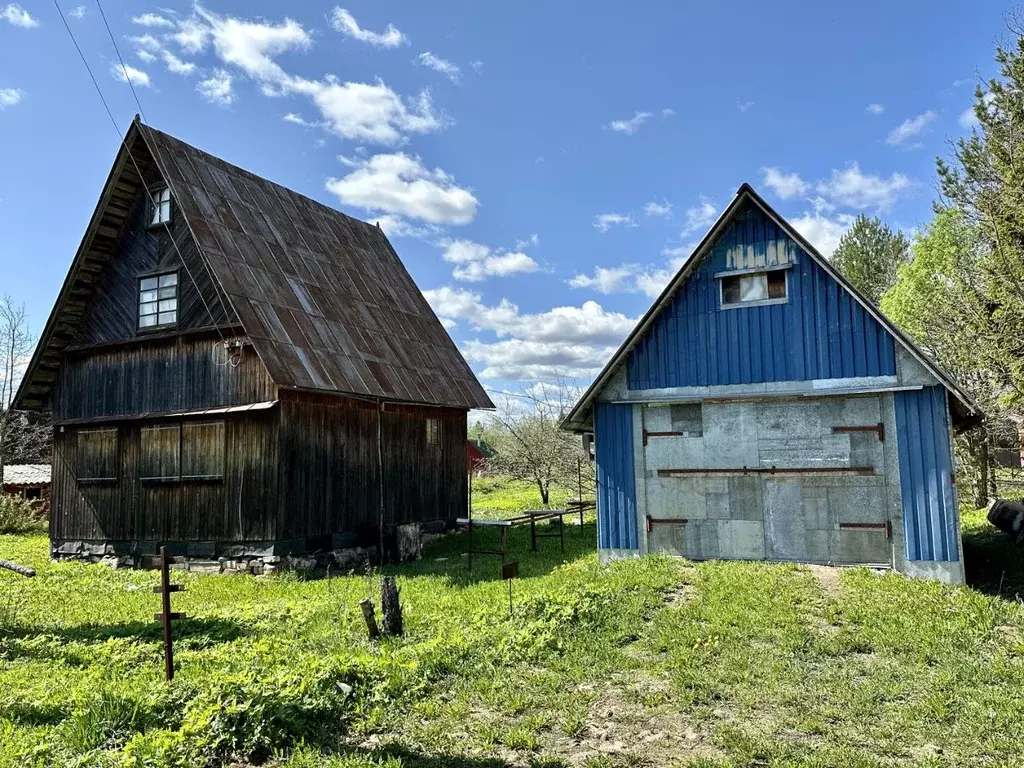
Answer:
2, 507, 1024, 767
470, 475, 579, 519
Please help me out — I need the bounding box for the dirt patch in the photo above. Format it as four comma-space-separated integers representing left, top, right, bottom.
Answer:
805, 564, 843, 598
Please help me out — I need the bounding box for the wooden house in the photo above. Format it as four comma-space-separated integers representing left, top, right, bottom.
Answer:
13, 118, 492, 563
2, 464, 51, 502
563, 184, 981, 584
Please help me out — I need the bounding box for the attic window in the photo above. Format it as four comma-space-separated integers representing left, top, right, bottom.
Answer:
150, 186, 171, 227
139, 272, 178, 329
720, 270, 787, 308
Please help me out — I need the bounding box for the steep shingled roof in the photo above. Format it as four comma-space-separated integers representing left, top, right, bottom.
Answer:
15, 119, 492, 412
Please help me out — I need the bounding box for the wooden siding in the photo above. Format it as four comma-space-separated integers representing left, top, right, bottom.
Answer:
54, 336, 275, 421
51, 411, 278, 546
75, 153, 235, 345
627, 202, 897, 390
277, 393, 467, 546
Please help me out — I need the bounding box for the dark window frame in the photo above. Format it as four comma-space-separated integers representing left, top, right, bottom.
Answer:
137, 269, 179, 332
425, 416, 442, 448
148, 184, 172, 228
719, 269, 788, 310
140, 419, 226, 486
76, 427, 120, 486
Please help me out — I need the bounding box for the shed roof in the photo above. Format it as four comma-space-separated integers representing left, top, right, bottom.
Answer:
3, 464, 51, 486
563, 183, 981, 431
15, 118, 492, 412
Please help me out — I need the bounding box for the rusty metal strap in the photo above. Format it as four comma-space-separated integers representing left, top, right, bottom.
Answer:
839, 521, 892, 538
831, 422, 885, 442
657, 466, 876, 477
642, 429, 685, 446
646, 516, 688, 532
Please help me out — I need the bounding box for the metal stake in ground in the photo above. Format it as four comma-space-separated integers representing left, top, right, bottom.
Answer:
153, 546, 186, 681
502, 560, 518, 617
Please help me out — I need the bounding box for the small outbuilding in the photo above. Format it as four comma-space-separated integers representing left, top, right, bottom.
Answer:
2, 464, 51, 502
14, 118, 492, 563
563, 184, 980, 584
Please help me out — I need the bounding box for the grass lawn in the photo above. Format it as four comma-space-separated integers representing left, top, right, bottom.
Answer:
470, 475, 580, 519
2, 512, 1024, 767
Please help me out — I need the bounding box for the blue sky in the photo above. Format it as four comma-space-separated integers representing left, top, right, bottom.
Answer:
0, 1, 1009, 396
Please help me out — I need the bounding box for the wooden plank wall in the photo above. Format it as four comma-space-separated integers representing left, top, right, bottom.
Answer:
277, 393, 467, 545
51, 411, 278, 545
74, 160, 234, 345
54, 336, 275, 421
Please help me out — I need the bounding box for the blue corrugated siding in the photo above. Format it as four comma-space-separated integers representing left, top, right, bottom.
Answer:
627, 203, 896, 389
895, 387, 959, 561
594, 402, 638, 550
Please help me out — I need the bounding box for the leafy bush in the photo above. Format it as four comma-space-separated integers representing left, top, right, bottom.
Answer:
0, 494, 46, 534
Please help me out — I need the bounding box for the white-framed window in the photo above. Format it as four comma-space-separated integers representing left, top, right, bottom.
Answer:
720, 270, 787, 307
150, 185, 172, 227
139, 271, 178, 329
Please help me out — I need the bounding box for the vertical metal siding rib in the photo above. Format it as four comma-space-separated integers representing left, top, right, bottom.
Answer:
594, 403, 637, 550
895, 387, 958, 562
626, 202, 898, 390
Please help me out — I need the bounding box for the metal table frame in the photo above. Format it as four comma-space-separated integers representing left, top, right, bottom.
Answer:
457, 509, 569, 570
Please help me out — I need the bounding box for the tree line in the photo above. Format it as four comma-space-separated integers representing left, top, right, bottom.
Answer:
832, 19, 1024, 507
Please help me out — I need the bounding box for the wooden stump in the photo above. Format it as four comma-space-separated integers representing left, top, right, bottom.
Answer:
359, 598, 380, 640
380, 576, 403, 636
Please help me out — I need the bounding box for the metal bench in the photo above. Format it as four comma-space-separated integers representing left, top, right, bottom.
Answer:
457, 509, 570, 570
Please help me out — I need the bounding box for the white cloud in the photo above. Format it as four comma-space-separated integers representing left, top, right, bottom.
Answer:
662, 107, 676, 117
593, 212, 635, 232
568, 265, 640, 294
634, 253, 689, 298
196, 6, 311, 82
470, 60, 483, 73
959, 107, 977, 129
173, 17, 210, 53
69, 6, 86, 19
111, 63, 151, 87
815, 163, 911, 210
373, 214, 441, 240
790, 211, 855, 257
442, 240, 539, 281
197, 70, 233, 105
681, 198, 717, 236
737, 100, 754, 113
283, 111, 313, 125
1, 3, 37, 27
865, 103, 885, 115
423, 287, 637, 380
288, 77, 443, 145
0, 87, 23, 108
136, 49, 158, 63
608, 110, 652, 135
132, 12, 175, 28
515, 234, 539, 249
761, 167, 810, 199
886, 110, 936, 148
417, 52, 461, 83
326, 153, 477, 225
329, 8, 406, 48
130, 33, 162, 51
162, 50, 196, 75
643, 200, 672, 217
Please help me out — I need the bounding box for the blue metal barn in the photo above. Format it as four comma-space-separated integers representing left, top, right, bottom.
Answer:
564, 184, 979, 584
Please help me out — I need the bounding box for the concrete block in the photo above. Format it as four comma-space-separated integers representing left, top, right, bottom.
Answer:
706, 491, 731, 519
764, 479, 806, 561
649, 522, 687, 557
848, 432, 883, 472
717, 519, 765, 560
645, 436, 704, 470
643, 405, 673, 432
683, 521, 719, 560
727, 476, 763, 520
896, 346, 938, 387
671, 403, 704, 435
903, 558, 965, 585
804, 530, 831, 563
703, 402, 759, 469
757, 401, 821, 438
646, 477, 707, 520
830, 529, 890, 565
827, 486, 887, 523
803, 487, 831, 530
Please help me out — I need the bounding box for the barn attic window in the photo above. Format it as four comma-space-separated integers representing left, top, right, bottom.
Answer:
150, 185, 171, 227
720, 270, 787, 308
138, 272, 178, 329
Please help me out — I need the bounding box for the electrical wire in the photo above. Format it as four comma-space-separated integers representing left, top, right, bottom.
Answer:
53, 0, 233, 357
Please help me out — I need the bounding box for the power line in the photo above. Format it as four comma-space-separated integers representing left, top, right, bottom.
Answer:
52, 0, 232, 349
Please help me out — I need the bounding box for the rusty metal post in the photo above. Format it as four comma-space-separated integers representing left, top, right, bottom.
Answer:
154, 546, 185, 682
577, 457, 584, 527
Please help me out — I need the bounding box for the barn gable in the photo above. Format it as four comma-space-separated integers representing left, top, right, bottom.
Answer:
564, 184, 978, 431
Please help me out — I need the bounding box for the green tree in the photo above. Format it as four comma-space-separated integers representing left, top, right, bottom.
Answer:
936, 20, 1024, 461
831, 215, 911, 304
881, 210, 1002, 506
